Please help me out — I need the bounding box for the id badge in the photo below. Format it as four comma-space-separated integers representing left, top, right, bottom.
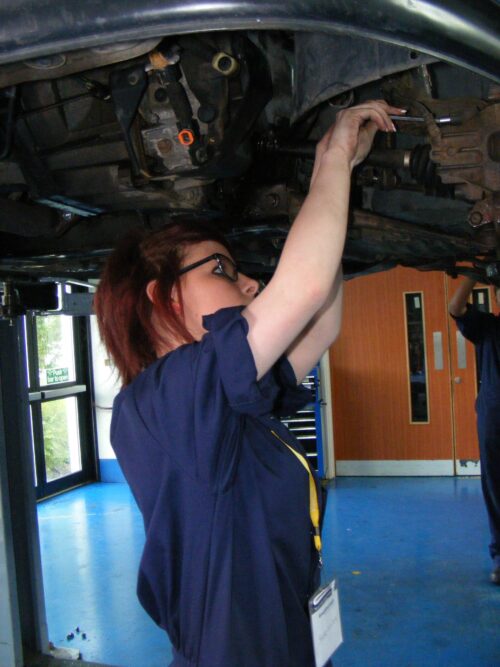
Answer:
309, 578, 343, 667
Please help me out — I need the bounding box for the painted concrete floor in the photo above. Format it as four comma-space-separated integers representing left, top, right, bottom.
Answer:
38, 478, 500, 667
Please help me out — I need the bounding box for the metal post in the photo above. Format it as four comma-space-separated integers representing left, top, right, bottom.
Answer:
0, 390, 23, 667
0, 318, 49, 663
319, 352, 335, 479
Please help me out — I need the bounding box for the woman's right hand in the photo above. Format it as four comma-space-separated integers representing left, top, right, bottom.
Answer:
243, 101, 406, 383
310, 100, 406, 185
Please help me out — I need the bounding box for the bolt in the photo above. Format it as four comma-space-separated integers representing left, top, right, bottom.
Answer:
154, 87, 168, 103
195, 148, 208, 163
157, 138, 173, 155
219, 57, 232, 72
198, 104, 217, 123
212, 52, 238, 76
469, 211, 483, 225
266, 193, 280, 208
128, 72, 140, 86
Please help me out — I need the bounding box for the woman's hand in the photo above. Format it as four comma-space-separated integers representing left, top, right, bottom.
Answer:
310, 100, 406, 186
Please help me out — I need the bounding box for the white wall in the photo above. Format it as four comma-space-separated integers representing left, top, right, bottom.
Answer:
89, 315, 120, 460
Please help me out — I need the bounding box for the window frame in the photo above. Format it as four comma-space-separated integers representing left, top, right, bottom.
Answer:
25, 309, 98, 499
403, 290, 430, 425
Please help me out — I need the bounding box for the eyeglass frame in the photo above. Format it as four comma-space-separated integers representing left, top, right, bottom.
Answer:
178, 252, 239, 282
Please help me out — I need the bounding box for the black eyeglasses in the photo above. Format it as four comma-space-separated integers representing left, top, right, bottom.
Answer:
178, 253, 239, 282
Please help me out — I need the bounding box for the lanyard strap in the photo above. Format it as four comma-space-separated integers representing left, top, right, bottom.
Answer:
271, 430, 322, 555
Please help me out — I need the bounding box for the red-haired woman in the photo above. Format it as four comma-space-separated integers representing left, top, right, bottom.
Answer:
94, 101, 402, 667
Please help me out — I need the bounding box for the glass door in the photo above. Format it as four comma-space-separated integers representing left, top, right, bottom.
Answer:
26, 308, 97, 498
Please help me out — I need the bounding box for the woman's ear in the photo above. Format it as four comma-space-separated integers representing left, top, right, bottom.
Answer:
170, 284, 182, 314
146, 279, 157, 304
147, 279, 182, 314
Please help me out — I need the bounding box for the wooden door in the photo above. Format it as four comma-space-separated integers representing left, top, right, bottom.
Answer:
330, 267, 455, 475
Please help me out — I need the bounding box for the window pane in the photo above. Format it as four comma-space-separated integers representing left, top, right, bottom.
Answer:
472, 287, 490, 314
36, 315, 76, 386
404, 293, 429, 423
42, 398, 82, 482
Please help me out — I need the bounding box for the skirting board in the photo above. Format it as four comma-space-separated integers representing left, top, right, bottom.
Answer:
99, 458, 126, 483
336, 460, 455, 476
455, 459, 481, 476
100, 456, 481, 480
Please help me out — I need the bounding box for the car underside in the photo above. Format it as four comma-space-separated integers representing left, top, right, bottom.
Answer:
0, 1, 499, 315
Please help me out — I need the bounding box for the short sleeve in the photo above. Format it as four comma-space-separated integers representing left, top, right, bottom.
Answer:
452, 304, 493, 344
202, 306, 313, 417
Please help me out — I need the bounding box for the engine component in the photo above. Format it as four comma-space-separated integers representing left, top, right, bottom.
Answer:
0, 281, 23, 320
0, 281, 59, 320
150, 50, 202, 166
258, 137, 441, 190
468, 193, 500, 228
0, 85, 16, 160
141, 34, 271, 180
0, 39, 162, 88
142, 115, 193, 171
212, 52, 239, 76
109, 65, 149, 178
429, 102, 500, 201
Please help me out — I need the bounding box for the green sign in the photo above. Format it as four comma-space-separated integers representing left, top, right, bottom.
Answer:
46, 367, 70, 384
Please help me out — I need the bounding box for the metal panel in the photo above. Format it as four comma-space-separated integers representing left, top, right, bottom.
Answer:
456, 330, 467, 369
0, 1, 498, 82
40, 384, 87, 401
433, 331, 444, 370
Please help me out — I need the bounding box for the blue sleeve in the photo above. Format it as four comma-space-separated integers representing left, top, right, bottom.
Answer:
201, 306, 313, 418
126, 306, 312, 489
453, 303, 494, 345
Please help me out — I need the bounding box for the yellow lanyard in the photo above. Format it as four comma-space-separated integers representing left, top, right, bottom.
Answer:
271, 430, 323, 557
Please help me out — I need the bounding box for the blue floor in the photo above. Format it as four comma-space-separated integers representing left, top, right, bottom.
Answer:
37, 478, 500, 667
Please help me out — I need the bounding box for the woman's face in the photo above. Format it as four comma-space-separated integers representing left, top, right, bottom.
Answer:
176, 240, 259, 340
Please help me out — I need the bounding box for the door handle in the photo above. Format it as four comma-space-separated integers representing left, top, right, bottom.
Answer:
454, 376, 462, 384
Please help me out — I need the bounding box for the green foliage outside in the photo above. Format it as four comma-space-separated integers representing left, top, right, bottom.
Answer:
37, 316, 64, 375
37, 316, 71, 480
41, 400, 71, 481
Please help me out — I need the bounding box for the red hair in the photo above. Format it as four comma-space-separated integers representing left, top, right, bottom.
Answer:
94, 221, 232, 386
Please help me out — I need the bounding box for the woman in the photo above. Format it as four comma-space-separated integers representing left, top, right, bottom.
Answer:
95, 100, 402, 667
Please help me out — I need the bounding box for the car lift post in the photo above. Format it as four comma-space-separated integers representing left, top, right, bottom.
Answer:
0, 317, 49, 666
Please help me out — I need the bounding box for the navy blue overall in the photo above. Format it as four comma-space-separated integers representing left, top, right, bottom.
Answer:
454, 304, 500, 568
111, 306, 328, 667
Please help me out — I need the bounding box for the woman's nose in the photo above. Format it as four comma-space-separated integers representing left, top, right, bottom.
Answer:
239, 273, 259, 296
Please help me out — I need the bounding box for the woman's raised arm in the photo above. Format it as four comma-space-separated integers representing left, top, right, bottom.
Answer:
242, 100, 405, 380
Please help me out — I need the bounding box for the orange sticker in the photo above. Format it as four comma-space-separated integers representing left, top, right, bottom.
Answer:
178, 130, 194, 146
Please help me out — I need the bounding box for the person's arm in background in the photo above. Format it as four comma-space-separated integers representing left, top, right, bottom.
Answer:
448, 276, 476, 318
